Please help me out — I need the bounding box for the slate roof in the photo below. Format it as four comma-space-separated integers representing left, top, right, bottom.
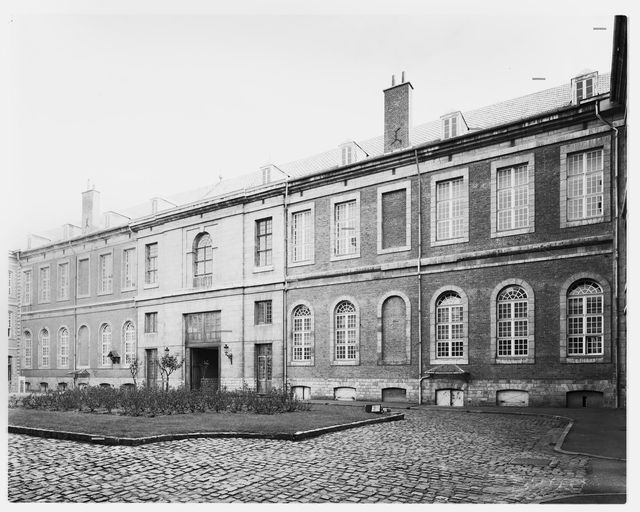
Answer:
29, 73, 610, 246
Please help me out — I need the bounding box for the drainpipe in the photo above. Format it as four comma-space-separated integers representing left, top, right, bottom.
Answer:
241, 194, 246, 387
595, 100, 620, 407
414, 149, 424, 404
282, 179, 290, 387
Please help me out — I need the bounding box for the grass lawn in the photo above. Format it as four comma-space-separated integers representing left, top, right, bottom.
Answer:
8, 405, 381, 438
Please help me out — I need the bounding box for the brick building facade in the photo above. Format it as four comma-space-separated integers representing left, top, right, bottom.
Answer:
10, 19, 626, 407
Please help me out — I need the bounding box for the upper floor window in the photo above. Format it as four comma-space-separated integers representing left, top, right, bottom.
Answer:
184, 311, 221, 344
567, 149, 603, 221
497, 286, 529, 357
23, 331, 32, 369
145, 243, 158, 285
255, 218, 273, 267
77, 258, 90, 297
8, 270, 13, 296
123, 321, 136, 365
291, 208, 313, 264
567, 280, 603, 356
572, 72, 598, 103
58, 262, 69, 300
38, 267, 50, 303
378, 182, 411, 254
40, 328, 50, 368
497, 164, 529, 231
193, 233, 213, 287
435, 292, 464, 359
292, 304, 312, 362
432, 170, 469, 245
334, 300, 357, 362
8, 311, 13, 337
100, 324, 112, 366
99, 253, 113, 294
145, 312, 158, 333
22, 270, 32, 305
58, 327, 70, 368
122, 248, 136, 290
332, 197, 359, 258
255, 300, 273, 325
441, 111, 467, 140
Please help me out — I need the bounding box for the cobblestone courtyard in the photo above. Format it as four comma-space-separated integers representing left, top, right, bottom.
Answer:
8, 409, 589, 503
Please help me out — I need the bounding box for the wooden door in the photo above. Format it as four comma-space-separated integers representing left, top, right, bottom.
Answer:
146, 349, 158, 388
256, 344, 272, 394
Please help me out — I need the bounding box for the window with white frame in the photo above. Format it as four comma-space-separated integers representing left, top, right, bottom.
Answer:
193, 233, 213, 287
40, 328, 50, 368
572, 73, 598, 103
436, 178, 465, 241
497, 286, 529, 357
566, 149, 603, 221
443, 116, 458, 139
145, 312, 158, 333
99, 253, 113, 293
435, 292, 464, 359
39, 267, 50, 303
255, 218, 273, 267
100, 324, 112, 366
23, 331, 32, 369
8, 311, 13, 337
497, 164, 530, 231
255, 300, 272, 325
334, 200, 358, 256
58, 262, 69, 300
567, 280, 603, 356
145, 243, 158, 285
123, 322, 136, 365
292, 304, 312, 362
291, 209, 313, 263
58, 327, 69, 368
122, 248, 136, 289
342, 145, 353, 165
23, 270, 32, 305
8, 270, 13, 296
335, 301, 357, 361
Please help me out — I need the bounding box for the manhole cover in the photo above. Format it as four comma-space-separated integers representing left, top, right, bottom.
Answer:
510, 457, 551, 467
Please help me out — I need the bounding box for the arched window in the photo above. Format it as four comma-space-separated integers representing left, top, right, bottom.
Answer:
123, 322, 136, 365
335, 301, 357, 361
567, 280, 603, 356
292, 305, 312, 362
58, 328, 70, 368
40, 329, 50, 368
435, 292, 464, 358
380, 294, 409, 364
77, 325, 89, 367
100, 324, 112, 366
497, 286, 529, 357
193, 233, 213, 287
23, 331, 32, 369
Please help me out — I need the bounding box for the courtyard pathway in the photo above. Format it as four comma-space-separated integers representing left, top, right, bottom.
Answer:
8, 408, 588, 503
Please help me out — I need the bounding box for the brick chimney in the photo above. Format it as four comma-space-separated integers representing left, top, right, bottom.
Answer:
81, 184, 101, 234
383, 72, 413, 153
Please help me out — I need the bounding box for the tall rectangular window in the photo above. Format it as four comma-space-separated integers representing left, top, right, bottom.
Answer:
8, 270, 13, 296
255, 218, 273, 267
145, 243, 158, 284
77, 258, 90, 296
22, 270, 32, 305
57, 262, 69, 300
291, 209, 313, 263
567, 149, 603, 221
39, 267, 50, 303
334, 200, 358, 256
443, 116, 457, 139
380, 188, 408, 250
99, 253, 113, 293
497, 164, 530, 231
255, 300, 273, 325
122, 248, 136, 289
8, 311, 13, 337
436, 178, 465, 240
145, 312, 158, 333
185, 311, 221, 344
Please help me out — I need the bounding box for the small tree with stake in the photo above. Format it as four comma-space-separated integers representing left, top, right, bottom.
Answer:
129, 358, 140, 388
157, 348, 183, 391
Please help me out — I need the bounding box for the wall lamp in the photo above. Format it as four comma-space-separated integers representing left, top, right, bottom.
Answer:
223, 344, 233, 364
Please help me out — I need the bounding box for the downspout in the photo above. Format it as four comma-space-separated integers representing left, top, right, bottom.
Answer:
595, 100, 620, 408
282, 180, 289, 387
414, 149, 423, 404
67, 241, 78, 387
241, 192, 246, 387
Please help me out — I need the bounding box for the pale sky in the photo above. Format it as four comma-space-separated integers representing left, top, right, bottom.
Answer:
4, 0, 629, 250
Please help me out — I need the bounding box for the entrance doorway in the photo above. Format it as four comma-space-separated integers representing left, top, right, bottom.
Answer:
190, 347, 219, 390
145, 349, 158, 388
256, 344, 272, 394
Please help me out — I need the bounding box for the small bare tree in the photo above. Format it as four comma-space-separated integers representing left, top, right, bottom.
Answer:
157, 351, 183, 391
129, 358, 140, 388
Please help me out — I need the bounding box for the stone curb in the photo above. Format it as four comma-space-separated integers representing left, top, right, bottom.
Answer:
8, 412, 404, 446
537, 492, 627, 504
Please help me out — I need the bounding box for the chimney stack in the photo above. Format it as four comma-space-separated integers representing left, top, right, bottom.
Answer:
383, 72, 413, 153
81, 184, 101, 234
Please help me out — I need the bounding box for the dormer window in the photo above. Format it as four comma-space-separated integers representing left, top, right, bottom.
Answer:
572, 72, 598, 104
441, 112, 468, 140
339, 141, 360, 167
262, 166, 271, 184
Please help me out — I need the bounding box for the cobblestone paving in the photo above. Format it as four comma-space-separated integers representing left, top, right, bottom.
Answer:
8, 409, 589, 503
